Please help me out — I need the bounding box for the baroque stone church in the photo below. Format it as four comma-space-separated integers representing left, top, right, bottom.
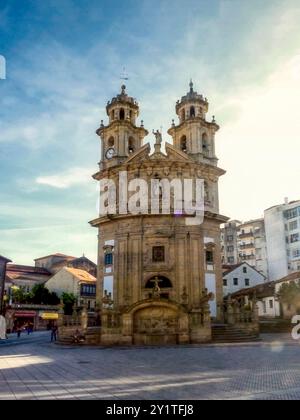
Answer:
90, 82, 228, 345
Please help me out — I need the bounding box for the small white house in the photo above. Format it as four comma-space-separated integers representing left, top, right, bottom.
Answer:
223, 262, 266, 296
230, 271, 300, 319
256, 272, 300, 318
230, 281, 280, 318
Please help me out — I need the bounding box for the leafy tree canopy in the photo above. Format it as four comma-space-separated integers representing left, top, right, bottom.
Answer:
277, 280, 300, 305
11, 284, 60, 305
62, 292, 76, 315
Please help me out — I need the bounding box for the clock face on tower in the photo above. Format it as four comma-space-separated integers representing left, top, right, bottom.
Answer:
105, 147, 115, 159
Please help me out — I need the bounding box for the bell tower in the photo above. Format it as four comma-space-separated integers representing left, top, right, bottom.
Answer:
168, 81, 219, 166
96, 85, 148, 169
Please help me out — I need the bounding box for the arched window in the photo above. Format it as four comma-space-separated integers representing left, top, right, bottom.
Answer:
180, 135, 187, 153
120, 108, 125, 120
181, 109, 185, 122
190, 106, 195, 118
145, 276, 173, 289
108, 136, 114, 147
202, 133, 209, 155
128, 137, 135, 154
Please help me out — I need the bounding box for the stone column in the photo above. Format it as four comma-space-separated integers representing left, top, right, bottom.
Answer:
121, 313, 133, 345
203, 303, 211, 328
217, 303, 224, 323
227, 302, 235, 325
57, 301, 64, 328
234, 302, 240, 323
252, 301, 259, 323
81, 306, 88, 331
0, 256, 11, 315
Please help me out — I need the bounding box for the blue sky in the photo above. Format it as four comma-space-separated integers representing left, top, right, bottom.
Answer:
1, 0, 300, 264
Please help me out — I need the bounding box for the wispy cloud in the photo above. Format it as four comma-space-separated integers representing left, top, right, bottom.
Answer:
218, 52, 300, 219
1, 0, 300, 263
36, 167, 94, 188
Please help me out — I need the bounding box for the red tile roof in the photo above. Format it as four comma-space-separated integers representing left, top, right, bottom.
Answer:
6, 264, 51, 277
274, 271, 300, 284
34, 253, 75, 261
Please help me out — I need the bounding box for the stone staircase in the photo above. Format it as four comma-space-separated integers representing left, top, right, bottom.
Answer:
212, 324, 260, 343
57, 327, 101, 346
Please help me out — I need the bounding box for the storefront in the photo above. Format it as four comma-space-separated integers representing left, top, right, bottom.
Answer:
11, 310, 37, 332
39, 312, 59, 328
5, 305, 59, 333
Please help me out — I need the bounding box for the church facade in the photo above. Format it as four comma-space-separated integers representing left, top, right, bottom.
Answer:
90, 82, 228, 345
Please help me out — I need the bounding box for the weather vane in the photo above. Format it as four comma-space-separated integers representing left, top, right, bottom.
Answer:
120, 66, 129, 81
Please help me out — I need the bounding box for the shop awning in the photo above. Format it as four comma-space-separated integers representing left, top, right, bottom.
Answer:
14, 311, 37, 318
40, 313, 59, 320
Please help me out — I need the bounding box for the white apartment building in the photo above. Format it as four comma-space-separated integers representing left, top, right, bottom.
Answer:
221, 220, 241, 265
238, 219, 269, 278
221, 219, 269, 278
265, 199, 300, 281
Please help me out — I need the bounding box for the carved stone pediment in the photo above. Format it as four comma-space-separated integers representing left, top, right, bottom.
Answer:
150, 152, 168, 161
124, 143, 151, 164
165, 143, 194, 163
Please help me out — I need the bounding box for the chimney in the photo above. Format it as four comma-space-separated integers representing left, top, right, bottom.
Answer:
284, 197, 289, 205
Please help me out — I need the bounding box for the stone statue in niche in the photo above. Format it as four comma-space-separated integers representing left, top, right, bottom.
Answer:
181, 286, 188, 305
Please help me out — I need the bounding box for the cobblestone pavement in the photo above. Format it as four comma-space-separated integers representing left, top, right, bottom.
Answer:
1, 334, 300, 400
0, 331, 51, 347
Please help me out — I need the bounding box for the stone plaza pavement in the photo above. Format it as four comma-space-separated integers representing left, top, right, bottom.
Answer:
1, 333, 300, 400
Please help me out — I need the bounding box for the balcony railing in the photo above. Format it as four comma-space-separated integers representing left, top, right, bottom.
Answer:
240, 254, 255, 261
239, 243, 255, 249
238, 231, 253, 238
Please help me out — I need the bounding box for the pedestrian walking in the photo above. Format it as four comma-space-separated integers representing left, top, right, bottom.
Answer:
17, 326, 22, 338
50, 325, 58, 342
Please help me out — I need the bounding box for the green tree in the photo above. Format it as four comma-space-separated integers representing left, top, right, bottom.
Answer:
11, 286, 31, 304
30, 284, 60, 305
277, 280, 300, 306
62, 292, 76, 315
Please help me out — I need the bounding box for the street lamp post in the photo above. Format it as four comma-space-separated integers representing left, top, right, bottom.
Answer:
0, 256, 12, 315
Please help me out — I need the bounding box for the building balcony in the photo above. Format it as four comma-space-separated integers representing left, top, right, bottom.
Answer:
238, 231, 253, 239
239, 243, 255, 250
80, 292, 96, 298
240, 254, 255, 261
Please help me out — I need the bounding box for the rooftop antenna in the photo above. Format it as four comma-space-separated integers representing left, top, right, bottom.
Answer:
120, 66, 129, 82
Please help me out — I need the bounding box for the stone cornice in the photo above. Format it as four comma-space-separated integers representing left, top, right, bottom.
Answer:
167, 117, 219, 135
96, 120, 148, 137
89, 212, 229, 228
92, 156, 225, 181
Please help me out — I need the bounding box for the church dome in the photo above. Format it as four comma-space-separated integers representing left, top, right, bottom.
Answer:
106, 84, 139, 116
176, 81, 208, 115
